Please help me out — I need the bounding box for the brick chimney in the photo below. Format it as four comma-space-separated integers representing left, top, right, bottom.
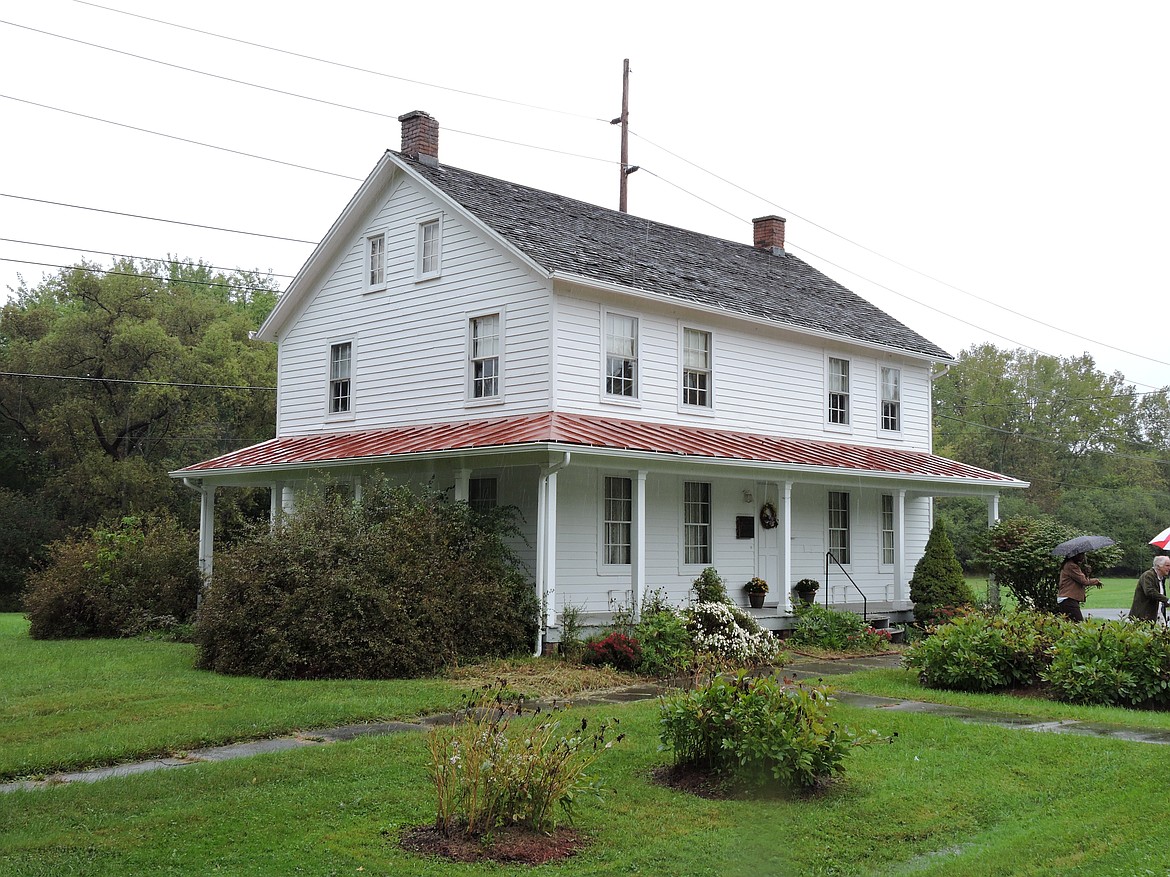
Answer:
398, 110, 439, 166
753, 215, 786, 255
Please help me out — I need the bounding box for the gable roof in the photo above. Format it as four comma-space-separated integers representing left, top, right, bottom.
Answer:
259, 145, 951, 360
398, 153, 951, 360
173, 411, 1024, 489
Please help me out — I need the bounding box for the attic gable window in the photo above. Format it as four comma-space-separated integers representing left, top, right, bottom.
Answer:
469, 313, 501, 400
416, 217, 442, 279
827, 357, 850, 426
604, 313, 639, 399
364, 232, 386, 292
328, 341, 352, 415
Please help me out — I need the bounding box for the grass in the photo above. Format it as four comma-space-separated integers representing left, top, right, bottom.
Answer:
7, 613, 1170, 873
969, 575, 1136, 611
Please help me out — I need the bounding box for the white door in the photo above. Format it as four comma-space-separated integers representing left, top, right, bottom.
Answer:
755, 481, 782, 604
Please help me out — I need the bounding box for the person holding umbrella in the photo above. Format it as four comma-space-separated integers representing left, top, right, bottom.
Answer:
1130, 556, 1170, 622
1056, 552, 1102, 622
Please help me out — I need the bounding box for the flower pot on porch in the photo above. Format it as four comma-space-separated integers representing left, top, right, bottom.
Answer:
748, 591, 765, 609
794, 578, 820, 606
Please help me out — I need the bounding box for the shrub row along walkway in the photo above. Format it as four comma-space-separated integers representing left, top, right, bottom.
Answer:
6, 652, 1170, 795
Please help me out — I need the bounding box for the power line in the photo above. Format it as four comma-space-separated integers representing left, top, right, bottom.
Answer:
0, 258, 285, 294
0, 193, 318, 244
0, 371, 275, 391
69, 0, 606, 123
0, 237, 295, 280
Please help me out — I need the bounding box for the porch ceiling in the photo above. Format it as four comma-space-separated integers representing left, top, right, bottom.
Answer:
171, 411, 1027, 490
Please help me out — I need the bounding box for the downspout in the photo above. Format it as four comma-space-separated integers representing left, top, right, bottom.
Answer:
535, 451, 571, 657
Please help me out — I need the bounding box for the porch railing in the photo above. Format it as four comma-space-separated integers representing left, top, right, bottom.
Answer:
824, 551, 868, 621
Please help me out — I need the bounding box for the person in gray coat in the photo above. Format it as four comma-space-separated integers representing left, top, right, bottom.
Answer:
1130, 556, 1170, 621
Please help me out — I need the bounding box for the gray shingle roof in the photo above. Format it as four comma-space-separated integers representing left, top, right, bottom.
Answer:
401, 153, 951, 360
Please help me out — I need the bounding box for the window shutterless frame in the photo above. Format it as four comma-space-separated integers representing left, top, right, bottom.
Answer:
363, 231, 387, 292
467, 312, 503, 403
826, 356, 851, 428
680, 326, 713, 410
415, 215, 442, 280
880, 366, 901, 432
602, 310, 639, 402
327, 339, 355, 417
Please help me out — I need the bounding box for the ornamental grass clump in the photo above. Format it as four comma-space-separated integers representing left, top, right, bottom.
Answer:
427, 684, 623, 837
658, 671, 886, 789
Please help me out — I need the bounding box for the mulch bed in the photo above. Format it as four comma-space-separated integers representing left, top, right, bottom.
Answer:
399, 824, 587, 865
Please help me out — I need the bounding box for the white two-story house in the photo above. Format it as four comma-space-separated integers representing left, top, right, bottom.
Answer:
172, 110, 1026, 644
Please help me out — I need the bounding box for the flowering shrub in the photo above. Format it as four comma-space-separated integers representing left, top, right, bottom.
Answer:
584, 631, 642, 671
428, 684, 623, 836
659, 672, 886, 788
685, 601, 779, 669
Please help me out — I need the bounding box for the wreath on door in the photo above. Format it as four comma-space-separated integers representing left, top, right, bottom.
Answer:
759, 501, 778, 529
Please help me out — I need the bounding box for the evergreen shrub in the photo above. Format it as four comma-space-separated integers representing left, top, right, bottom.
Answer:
24, 515, 200, 639
1044, 621, 1170, 707
195, 483, 539, 679
909, 519, 976, 624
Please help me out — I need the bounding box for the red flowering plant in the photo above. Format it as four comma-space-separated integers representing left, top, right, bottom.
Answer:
584, 632, 642, 671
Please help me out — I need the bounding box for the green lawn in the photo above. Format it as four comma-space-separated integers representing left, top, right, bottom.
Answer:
970, 575, 1137, 611
6, 613, 1170, 874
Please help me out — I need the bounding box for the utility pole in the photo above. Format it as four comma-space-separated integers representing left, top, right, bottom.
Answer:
612, 59, 637, 213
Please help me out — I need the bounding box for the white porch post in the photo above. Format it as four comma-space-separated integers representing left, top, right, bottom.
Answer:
269, 481, 283, 528
452, 468, 471, 502
352, 475, 363, 505
198, 482, 216, 585
987, 493, 1001, 609
632, 469, 647, 620
281, 485, 296, 517
782, 480, 794, 613
894, 489, 907, 602
543, 469, 559, 629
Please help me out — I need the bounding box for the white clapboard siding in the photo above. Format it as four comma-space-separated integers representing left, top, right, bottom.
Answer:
550, 291, 934, 451
276, 174, 552, 434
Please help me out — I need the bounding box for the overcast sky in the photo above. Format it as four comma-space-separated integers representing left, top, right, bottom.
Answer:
2, 0, 1167, 393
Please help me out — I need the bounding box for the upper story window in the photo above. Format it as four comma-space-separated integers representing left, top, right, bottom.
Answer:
364, 232, 386, 292
605, 313, 639, 399
681, 327, 712, 408
469, 477, 498, 512
603, 476, 632, 565
469, 314, 501, 400
880, 367, 901, 431
880, 494, 895, 566
683, 481, 712, 566
828, 490, 850, 565
417, 217, 442, 279
328, 341, 352, 415
827, 357, 850, 426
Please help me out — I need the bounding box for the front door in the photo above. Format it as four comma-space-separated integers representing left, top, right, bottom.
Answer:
755, 481, 782, 605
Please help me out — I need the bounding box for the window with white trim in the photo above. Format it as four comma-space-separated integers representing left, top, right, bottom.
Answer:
828, 490, 850, 565
880, 494, 895, 565
681, 327, 712, 408
604, 476, 632, 565
469, 477, 498, 512
364, 232, 386, 291
605, 313, 638, 399
828, 357, 850, 425
469, 314, 500, 400
328, 341, 352, 414
417, 218, 441, 279
880, 367, 901, 431
683, 481, 712, 565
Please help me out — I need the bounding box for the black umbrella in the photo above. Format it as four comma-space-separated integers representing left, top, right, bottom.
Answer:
1051, 535, 1116, 558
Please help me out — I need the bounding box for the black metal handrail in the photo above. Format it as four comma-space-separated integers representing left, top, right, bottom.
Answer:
824, 551, 868, 621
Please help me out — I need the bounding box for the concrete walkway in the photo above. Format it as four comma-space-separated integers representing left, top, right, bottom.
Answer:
5, 651, 1169, 794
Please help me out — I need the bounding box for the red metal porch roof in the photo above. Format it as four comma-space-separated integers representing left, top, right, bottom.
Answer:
173, 411, 1022, 485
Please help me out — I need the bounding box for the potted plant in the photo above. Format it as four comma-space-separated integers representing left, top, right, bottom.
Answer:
794, 578, 820, 605
744, 576, 769, 609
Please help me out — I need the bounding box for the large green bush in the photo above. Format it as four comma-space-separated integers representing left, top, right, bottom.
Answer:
1044, 621, 1170, 707
659, 672, 884, 789
23, 515, 200, 639
789, 603, 890, 652
195, 483, 539, 679
908, 519, 975, 624
902, 610, 1065, 691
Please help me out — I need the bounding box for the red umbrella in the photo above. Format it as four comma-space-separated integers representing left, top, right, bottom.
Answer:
1150, 526, 1170, 550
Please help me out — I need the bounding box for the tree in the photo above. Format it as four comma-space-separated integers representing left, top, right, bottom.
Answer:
979, 515, 1122, 611
0, 258, 279, 536
908, 519, 975, 624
